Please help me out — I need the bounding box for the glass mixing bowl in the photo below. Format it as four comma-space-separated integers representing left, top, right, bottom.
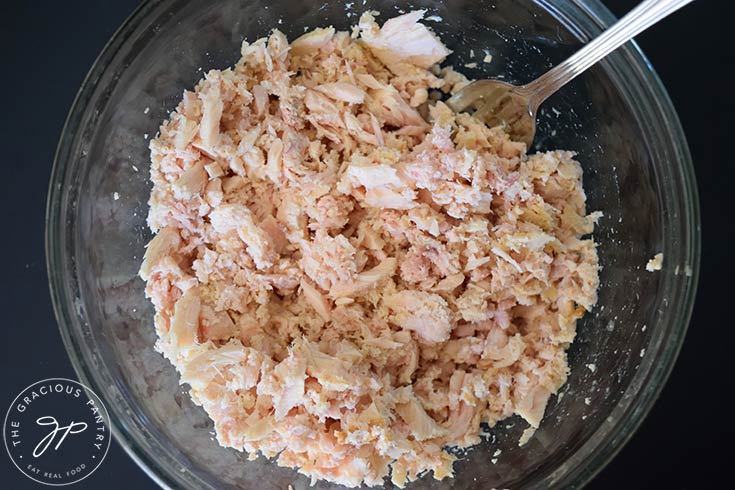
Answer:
46, 0, 700, 488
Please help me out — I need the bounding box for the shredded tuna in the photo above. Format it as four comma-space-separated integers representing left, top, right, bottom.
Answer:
141, 10, 601, 489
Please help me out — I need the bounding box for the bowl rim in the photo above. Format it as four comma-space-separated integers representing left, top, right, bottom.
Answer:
45, 0, 700, 488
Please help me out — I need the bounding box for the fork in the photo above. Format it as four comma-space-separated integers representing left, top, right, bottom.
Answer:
445, 0, 695, 146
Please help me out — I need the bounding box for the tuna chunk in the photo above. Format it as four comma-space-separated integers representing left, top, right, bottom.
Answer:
385, 291, 452, 343
359, 11, 451, 69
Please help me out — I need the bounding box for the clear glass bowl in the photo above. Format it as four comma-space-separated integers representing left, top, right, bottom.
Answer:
46, 0, 700, 488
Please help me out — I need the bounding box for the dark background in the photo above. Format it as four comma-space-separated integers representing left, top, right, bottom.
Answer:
0, 0, 730, 488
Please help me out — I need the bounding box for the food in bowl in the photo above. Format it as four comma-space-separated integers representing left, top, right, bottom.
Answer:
139, 10, 600, 488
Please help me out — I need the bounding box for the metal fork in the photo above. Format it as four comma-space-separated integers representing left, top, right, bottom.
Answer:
446, 0, 695, 146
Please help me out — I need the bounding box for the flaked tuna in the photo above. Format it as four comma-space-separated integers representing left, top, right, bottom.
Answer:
140, 10, 601, 488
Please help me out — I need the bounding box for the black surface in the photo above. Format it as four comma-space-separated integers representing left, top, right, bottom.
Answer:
0, 1, 730, 489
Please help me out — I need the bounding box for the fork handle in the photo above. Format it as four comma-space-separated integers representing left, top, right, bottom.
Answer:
523, 0, 695, 107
